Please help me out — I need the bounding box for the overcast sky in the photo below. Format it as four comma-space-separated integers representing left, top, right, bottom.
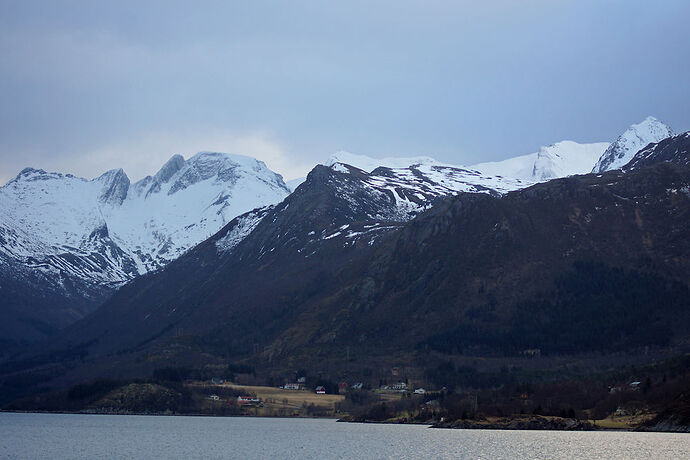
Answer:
0, 0, 688, 184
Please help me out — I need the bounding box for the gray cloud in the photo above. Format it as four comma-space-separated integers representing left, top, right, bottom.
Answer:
1, 0, 688, 184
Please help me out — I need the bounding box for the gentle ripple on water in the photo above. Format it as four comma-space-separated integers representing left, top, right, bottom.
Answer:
0, 412, 688, 459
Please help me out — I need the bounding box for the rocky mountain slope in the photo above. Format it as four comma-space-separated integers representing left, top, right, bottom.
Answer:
592, 116, 674, 173
0, 147, 547, 346
0, 116, 675, 348
0, 152, 290, 343
10, 132, 687, 395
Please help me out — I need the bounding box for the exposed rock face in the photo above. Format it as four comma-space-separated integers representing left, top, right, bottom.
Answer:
0, 152, 291, 344
30, 137, 690, 377
623, 132, 690, 171
432, 416, 596, 431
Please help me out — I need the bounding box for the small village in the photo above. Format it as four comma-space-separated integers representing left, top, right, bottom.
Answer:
196, 369, 433, 419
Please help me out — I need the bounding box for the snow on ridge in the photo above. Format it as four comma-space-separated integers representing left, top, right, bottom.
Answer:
592, 116, 674, 173
216, 206, 272, 254
324, 141, 609, 198
324, 150, 446, 173
0, 151, 292, 286
472, 141, 609, 182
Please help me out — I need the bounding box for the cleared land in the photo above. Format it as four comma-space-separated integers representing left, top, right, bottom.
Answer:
227, 384, 343, 407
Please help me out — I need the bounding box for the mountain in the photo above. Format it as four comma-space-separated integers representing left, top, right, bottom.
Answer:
0, 152, 290, 344
592, 116, 674, 173
471, 140, 609, 181
12, 133, 689, 394
623, 132, 690, 171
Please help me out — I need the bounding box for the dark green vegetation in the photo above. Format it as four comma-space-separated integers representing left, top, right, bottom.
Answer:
2, 134, 690, 428
423, 262, 689, 355
341, 354, 690, 431
5, 373, 253, 416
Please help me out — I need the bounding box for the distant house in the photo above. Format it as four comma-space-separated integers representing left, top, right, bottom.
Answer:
284, 383, 300, 390
338, 382, 348, 394
297, 376, 306, 384
315, 386, 326, 394
208, 394, 220, 401
211, 377, 225, 385
352, 382, 363, 390
391, 382, 408, 391
413, 388, 426, 395
609, 381, 641, 394
237, 396, 262, 406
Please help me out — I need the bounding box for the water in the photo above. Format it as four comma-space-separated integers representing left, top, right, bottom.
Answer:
0, 413, 688, 459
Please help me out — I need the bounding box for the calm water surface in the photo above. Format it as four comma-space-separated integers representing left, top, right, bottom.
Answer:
1, 412, 688, 459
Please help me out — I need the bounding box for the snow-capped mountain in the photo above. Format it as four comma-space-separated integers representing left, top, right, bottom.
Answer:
0, 152, 289, 279
321, 153, 531, 219
623, 132, 690, 172
325, 151, 445, 172
215, 154, 533, 264
0, 152, 290, 342
39, 130, 690, 376
592, 116, 674, 173
471, 141, 610, 182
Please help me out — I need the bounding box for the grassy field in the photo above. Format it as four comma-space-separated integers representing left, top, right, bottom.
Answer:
192, 383, 343, 416
592, 414, 656, 430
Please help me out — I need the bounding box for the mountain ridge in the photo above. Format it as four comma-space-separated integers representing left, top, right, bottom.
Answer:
0, 152, 291, 344
593, 116, 674, 173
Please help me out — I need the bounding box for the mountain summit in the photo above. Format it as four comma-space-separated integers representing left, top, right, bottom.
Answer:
471, 141, 609, 182
0, 152, 290, 343
592, 116, 674, 173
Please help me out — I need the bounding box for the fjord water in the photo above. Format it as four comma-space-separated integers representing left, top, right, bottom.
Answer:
1, 413, 688, 459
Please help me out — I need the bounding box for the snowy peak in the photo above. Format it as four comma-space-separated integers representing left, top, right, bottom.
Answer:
0, 151, 291, 297
166, 151, 284, 196
324, 151, 442, 173
153, 154, 185, 184
319, 152, 531, 222
96, 168, 130, 205
472, 141, 609, 182
9, 167, 73, 184
622, 132, 690, 171
132, 152, 289, 199
592, 116, 674, 173
531, 141, 610, 181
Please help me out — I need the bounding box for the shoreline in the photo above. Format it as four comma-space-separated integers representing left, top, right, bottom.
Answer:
3, 409, 688, 433
338, 415, 688, 433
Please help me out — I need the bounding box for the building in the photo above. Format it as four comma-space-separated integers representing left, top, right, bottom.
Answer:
237, 396, 262, 406
413, 388, 426, 395
315, 386, 326, 394
284, 383, 300, 390
391, 382, 408, 391
338, 382, 348, 394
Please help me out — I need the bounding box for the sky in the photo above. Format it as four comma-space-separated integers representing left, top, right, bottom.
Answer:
0, 0, 688, 185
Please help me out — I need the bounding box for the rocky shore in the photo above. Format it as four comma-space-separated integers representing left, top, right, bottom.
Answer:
432, 416, 597, 431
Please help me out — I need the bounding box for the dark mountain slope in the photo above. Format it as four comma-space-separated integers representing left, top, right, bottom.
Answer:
37, 164, 419, 361
624, 132, 690, 171
3, 134, 690, 398
268, 162, 690, 360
